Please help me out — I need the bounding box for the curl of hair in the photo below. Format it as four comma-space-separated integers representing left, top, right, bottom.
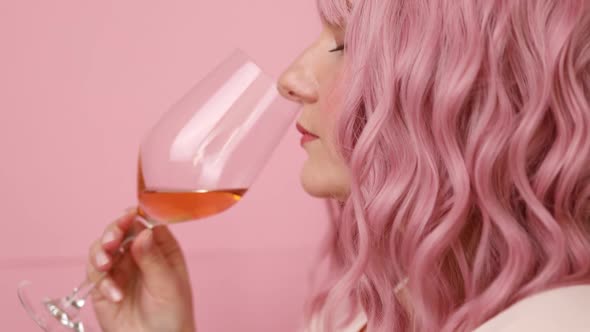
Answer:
304, 0, 590, 331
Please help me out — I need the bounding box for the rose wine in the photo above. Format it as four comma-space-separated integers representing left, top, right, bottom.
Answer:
137, 164, 247, 224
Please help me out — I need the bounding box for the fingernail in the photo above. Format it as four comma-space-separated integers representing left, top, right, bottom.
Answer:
124, 206, 137, 214
101, 278, 123, 302
102, 230, 116, 245
95, 250, 110, 267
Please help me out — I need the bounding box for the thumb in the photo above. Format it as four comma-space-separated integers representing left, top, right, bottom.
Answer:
130, 228, 178, 297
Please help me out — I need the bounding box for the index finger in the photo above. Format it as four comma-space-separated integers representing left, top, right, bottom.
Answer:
100, 208, 137, 251
116, 207, 138, 229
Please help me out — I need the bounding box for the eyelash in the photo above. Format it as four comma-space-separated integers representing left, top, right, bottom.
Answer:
329, 44, 345, 53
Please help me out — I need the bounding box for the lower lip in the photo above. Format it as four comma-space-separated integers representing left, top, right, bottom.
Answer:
300, 134, 318, 146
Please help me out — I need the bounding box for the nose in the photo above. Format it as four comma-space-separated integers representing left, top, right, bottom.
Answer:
277, 61, 319, 104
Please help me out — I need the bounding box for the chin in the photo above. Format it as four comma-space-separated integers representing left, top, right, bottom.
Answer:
300, 174, 332, 198
299, 160, 349, 200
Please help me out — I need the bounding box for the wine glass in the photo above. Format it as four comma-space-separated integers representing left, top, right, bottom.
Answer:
17, 48, 300, 331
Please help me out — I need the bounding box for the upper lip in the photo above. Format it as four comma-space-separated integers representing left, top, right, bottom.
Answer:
296, 123, 319, 138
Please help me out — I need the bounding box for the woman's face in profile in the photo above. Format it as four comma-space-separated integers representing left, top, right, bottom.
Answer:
278, 22, 351, 201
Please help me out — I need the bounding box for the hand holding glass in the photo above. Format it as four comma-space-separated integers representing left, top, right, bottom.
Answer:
17, 49, 300, 331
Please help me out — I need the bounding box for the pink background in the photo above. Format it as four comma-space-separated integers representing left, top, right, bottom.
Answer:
0, 1, 330, 331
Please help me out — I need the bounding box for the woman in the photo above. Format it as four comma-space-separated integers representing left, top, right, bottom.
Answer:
87, 0, 590, 331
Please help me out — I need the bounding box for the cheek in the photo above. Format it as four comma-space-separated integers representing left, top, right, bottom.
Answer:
301, 59, 350, 198
317, 92, 344, 168
319, 73, 343, 114
317, 70, 346, 150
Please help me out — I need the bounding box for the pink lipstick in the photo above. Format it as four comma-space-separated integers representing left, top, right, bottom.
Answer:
296, 123, 319, 146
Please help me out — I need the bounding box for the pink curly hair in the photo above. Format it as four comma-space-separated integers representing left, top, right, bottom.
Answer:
303, 0, 590, 331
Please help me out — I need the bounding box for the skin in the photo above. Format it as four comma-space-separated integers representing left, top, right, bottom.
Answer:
277, 22, 351, 201
88, 23, 354, 332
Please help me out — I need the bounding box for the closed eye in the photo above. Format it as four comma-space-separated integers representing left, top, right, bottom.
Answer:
329, 44, 345, 53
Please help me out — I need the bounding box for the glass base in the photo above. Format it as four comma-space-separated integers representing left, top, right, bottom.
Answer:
18, 280, 90, 332
17, 215, 151, 332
